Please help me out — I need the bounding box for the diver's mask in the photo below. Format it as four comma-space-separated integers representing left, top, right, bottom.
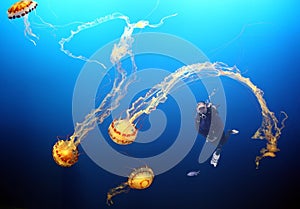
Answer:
197, 102, 207, 119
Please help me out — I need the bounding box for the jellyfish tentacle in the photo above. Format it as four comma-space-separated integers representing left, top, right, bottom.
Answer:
23, 15, 38, 46
148, 13, 178, 28
106, 182, 129, 206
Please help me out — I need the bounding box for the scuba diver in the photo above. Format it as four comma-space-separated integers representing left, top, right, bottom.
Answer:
195, 101, 239, 167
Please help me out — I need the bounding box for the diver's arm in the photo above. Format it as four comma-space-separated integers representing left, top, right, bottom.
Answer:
195, 113, 210, 137
195, 113, 201, 130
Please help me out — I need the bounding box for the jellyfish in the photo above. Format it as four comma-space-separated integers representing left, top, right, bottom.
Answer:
52, 139, 79, 167
52, 14, 177, 167
108, 62, 288, 167
106, 166, 154, 205
7, 0, 39, 45
108, 119, 138, 145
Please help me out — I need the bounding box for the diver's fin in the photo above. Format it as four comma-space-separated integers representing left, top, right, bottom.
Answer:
230, 129, 239, 134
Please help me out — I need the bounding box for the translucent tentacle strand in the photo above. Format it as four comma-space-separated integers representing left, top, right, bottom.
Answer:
106, 182, 129, 206
23, 15, 38, 46
58, 13, 129, 69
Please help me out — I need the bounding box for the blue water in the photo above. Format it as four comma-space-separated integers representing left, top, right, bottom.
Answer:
1, 0, 299, 209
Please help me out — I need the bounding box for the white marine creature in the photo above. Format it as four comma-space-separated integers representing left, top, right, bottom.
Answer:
187, 170, 200, 177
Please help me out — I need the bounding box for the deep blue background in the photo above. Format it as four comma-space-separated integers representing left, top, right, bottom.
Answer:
0, 0, 299, 209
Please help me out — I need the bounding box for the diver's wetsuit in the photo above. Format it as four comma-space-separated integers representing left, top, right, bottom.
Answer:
195, 103, 232, 155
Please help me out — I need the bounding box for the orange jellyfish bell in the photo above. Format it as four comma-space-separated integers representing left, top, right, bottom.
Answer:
7, 0, 38, 19
107, 166, 154, 205
108, 119, 138, 145
127, 166, 154, 190
52, 140, 79, 167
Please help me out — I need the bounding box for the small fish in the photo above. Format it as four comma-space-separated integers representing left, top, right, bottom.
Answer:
187, 170, 200, 177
